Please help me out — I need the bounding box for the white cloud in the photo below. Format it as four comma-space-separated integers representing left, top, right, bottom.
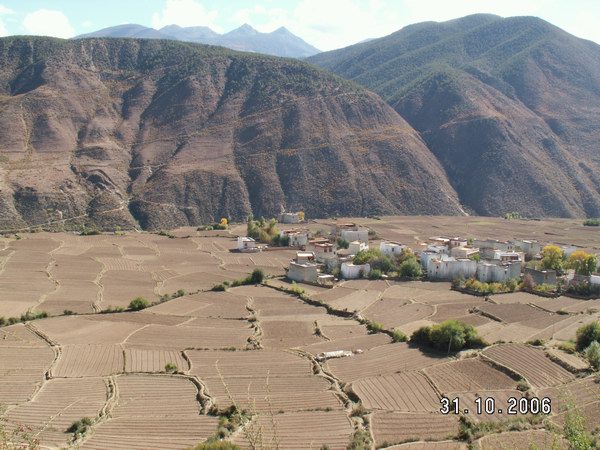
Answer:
0, 4, 14, 37
151, 0, 221, 31
22, 9, 75, 38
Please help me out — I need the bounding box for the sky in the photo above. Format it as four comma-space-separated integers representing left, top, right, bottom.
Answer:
0, 0, 599, 51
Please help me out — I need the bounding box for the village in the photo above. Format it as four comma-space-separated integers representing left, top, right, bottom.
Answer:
236, 212, 600, 298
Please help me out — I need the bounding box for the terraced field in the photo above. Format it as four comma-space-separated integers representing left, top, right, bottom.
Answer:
0, 224, 598, 449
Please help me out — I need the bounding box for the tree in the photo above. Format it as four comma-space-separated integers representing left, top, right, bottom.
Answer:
576, 321, 600, 351
248, 269, 264, 284
540, 245, 565, 272
399, 258, 422, 278
297, 211, 305, 222
424, 320, 487, 353
129, 297, 149, 311
568, 250, 598, 276
585, 341, 600, 370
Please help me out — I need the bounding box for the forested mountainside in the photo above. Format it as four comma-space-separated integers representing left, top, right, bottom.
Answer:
309, 14, 600, 218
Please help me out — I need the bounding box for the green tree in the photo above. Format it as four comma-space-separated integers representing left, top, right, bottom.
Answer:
399, 258, 422, 278
568, 250, 598, 276
563, 402, 593, 450
576, 321, 600, 351
248, 268, 265, 284
426, 320, 487, 353
585, 341, 600, 370
540, 245, 565, 272
129, 297, 149, 311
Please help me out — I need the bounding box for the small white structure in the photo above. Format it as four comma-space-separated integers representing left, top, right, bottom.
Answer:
341, 229, 369, 244
341, 262, 370, 279
288, 251, 333, 285
420, 245, 448, 269
589, 274, 600, 286
279, 229, 309, 247
349, 240, 369, 255
427, 256, 476, 281
489, 250, 524, 265
313, 242, 336, 263
279, 212, 301, 224
477, 262, 521, 283
237, 236, 258, 252
560, 245, 578, 257
379, 241, 406, 256
524, 267, 557, 285
512, 239, 541, 258
316, 350, 354, 362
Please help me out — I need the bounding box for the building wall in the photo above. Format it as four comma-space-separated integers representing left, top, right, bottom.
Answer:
288, 262, 318, 283
524, 267, 557, 285
279, 213, 300, 224
427, 258, 476, 280
349, 241, 369, 255
341, 229, 369, 243
477, 262, 521, 283
591, 275, 600, 286
341, 262, 370, 279
380, 242, 406, 256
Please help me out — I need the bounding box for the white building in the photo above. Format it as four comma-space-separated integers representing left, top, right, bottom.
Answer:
279, 229, 309, 247
512, 239, 541, 258
341, 262, 370, 279
420, 245, 449, 269
237, 236, 257, 252
379, 241, 406, 256
488, 250, 524, 265
313, 242, 336, 263
349, 240, 369, 255
341, 229, 369, 244
279, 212, 301, 224
590, 274, 600, 286
450, 246, 479, 259
427, 256, 477, 281
477, 262, 521, 283
287, 251, 334, 285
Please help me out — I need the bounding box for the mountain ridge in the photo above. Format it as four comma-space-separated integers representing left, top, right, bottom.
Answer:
309, 14, 600, 218
0, 36, 461, 231
75, 23, 320, 58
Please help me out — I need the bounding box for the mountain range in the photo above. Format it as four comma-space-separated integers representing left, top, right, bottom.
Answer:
75, 23, 320, 58
309, 14, 600, 218
0, 37, 461, 231
0, 14, 598, 231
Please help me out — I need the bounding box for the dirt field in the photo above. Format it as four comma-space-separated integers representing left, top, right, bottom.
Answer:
0, 221, 598, 449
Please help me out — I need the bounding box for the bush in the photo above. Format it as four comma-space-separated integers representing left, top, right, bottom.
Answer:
63, 310, 75, 316
20, 311, 48, 322
354, 249, 395, 274
191, 442, 241, 450
516, 380, 530, 392
366, 320, 384, 333
336, 237, 349, 249
165, 362, 178, 373
575, 321, 600, 351
399, 258, 422, 278
585, 341, 600, 370
558, 341, 577, 354
0, 317, 6, 326
392, 329, 407, 343
67, 417, 93, 438
526, 338, 545, 346
583, 218, 600, 226
248, 268, 265, 284
368, 268, 382, 280
212, 283, 227, 291
129, 297, 150, 311
412, 320, 487, 353
347, 429, 372, 450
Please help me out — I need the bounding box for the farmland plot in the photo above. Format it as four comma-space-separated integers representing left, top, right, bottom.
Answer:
318, 322, 368, 340
326, 343, 447, 382
260, 320, 325, 349
352, 371, 440, 411
148, 291, 249, 318
51, 344, 124, 377
324, 289, 381, 312
551, 401, 600, 433
251, 294, 328, 319
0, 330, 55, 404
457, 389, 527, 423
362, 299, 434, 329
124, 347, 189, 373
474, 430, 567, 449
125, 323, 251, 349
81, 375, 217, 450
482, 344, 575, 388
371, 412, 460, 446
540, 376, 600, 413
232, 410, 353, 450
41, 280, 98, 315
100, 270, 159, 309
301, 333, 392, 355
477, 303, 569, 329
4, 377, 108, 448
32, 316, 145, 345
424, 358, 516, 393
386, 442, 467, 449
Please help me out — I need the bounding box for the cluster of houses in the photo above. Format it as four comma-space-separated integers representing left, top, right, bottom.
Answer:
236, 221, 599, 289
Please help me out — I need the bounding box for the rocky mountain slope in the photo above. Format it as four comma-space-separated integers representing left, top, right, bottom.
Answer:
76, 23, 320, 58
0, 37, 462, 231
309, 14, 600, 218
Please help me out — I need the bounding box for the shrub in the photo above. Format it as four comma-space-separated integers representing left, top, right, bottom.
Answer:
348, 429, 372, 450
526, 339, 545, 346
165, 362, 178, 373
0, 317, 6, 326
336, 237, 349, 249
558, 341, 577, 354
399, 258, 422, 278
368, 268, 382, 280
585, 341, 600, 370
410, 326, 432, 346
366, 321, 384, 333
129, 297, 150, 311
392, 329, 407, 343
567, 250, 598, 276
67, 417, 93, 439
563, 402, 593, 450
212, 283, 227, 291
516, 380, 530, 392
583, 218, 600, 226
248, 268, 265, 284
354, 249, 395, 274
575, 321, 600, 351
20, 311, 48, 322
191, 442, 241, 450
174, 289, 186, 298
63, 310, 75, 316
